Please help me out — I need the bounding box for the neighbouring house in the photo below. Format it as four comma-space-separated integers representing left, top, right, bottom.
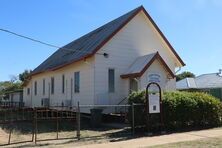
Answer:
176, 70, 222, 101
23, 6, 185, 111
2, 89, 24, 107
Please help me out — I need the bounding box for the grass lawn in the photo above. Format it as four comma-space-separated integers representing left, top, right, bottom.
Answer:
0, 122, 132, 147
151, 136, 222, 148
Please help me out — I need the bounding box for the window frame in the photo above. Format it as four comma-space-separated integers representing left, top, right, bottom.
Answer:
108, 68, 115, 93
51, 77, 54, 94
34, 81, 37, 96
74, 71, 80, 93
43, 78, 45, 95
27, 88, 30, 95
62, 74, 65, 94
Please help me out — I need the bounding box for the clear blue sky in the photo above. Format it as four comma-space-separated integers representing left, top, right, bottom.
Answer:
1, 0, 222, 81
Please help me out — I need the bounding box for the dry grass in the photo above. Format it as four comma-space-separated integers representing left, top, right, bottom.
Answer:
0, 126, 131, 147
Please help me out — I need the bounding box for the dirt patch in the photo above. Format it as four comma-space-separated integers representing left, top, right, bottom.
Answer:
0, 128, 9, 144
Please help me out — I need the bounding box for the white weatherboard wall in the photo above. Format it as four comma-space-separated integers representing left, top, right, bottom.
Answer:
23, 57, 95, 109
140, 60, 175, 90
94, 11, 176, 105
24, 11, 179, 111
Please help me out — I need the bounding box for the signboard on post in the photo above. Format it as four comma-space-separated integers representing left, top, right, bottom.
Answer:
145, 82, 164, 133
149, 94, 160, 113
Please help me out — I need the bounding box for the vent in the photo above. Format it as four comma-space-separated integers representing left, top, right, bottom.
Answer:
63, 100, 71, 107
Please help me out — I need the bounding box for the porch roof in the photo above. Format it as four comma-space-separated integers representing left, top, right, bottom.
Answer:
120, 52, 175, 79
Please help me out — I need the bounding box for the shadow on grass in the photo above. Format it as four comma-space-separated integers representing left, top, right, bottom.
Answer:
0, 119, 76, 134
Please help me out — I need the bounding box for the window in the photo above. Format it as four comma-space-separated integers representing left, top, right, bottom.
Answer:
27, 88, 30, 95
108, 69, 115, 93
51, 77, 54, 94
62, 75, 65, 94
43, 79, 45, 95
34, 81, 37, 95
74, 72, 80, 93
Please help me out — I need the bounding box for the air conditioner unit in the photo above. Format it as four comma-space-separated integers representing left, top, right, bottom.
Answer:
41, 98, 50, 107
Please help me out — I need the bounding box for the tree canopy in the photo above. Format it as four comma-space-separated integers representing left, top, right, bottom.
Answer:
19, 69, 32, 82
176, 71, 195, 81
0, 69, 32, 99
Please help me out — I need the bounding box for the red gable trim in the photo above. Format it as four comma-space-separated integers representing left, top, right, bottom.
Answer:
120, 52, 175, 79
31, 7, 142, 77
141, 7, 185, 66
31, 6, 184, 77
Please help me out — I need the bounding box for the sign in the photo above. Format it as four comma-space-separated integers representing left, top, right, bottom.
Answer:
145, 82, 164, 132
148, 74, 161, 83
149, 94, 160, 113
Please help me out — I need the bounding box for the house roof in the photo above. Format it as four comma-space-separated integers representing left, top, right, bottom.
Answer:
32, 6, 185, 76
176, 78, 197, 90
5, 89, 23, 95
120, 52, 175, 78
195, 73, 222, 89
176, 72, 222, 90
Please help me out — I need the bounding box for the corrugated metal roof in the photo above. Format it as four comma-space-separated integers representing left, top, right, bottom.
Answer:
195, 73, 222, 88
32, 6, 142, 74
120, 52, 175, 78
176, 72, 222, 90
122, 53, 156, 75
176, 78, 197, 90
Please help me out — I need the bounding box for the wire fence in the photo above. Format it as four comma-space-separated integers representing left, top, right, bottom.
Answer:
0, 102, 145, 146
0, 106, 77, 146
76, 103, 145, 140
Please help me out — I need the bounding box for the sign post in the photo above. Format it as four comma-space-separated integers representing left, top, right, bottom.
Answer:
145, 82, 164, 134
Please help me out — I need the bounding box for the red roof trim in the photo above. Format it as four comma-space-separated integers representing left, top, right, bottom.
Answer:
31, 6, 184, 77
141, 7, 185, 66
120, 52, 175, 79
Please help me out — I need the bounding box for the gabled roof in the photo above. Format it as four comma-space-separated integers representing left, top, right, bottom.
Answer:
32, 6, 185, 76
176, 72, 222, 90
195, 73, 222, 89
120, 52, 175, 78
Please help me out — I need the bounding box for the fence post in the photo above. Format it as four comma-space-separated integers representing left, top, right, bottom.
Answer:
8, 108, 12, 145
34, 108, 37, 144
76, 102, 80, 140
56, 110, 59, 139
132, 103, 135, 135
32, 109, 35, 142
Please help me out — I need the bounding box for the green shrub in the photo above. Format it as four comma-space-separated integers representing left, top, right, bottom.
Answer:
128, 91, 222, 130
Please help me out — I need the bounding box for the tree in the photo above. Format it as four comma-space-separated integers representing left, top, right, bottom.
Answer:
19, 69, 32, 83
9, 75, 18, 83
176, 71, 195, 81
0, 69, 31, 98
0, 81, 22, 96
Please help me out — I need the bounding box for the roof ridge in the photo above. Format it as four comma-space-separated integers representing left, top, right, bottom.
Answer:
196, 72, 218, 78
32, 6, 144, 75
63, 6, 144, 49
31, 5, 184, 77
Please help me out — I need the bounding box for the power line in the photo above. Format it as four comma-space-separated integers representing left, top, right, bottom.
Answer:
0, 28, 102, 55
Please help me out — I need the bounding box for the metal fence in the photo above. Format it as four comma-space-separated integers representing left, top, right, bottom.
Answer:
0, 103, 144, 146
0, 101, 24, 108
0, 106, 77, 146
76, 103, 145, 140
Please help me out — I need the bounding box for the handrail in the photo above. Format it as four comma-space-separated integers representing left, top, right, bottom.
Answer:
117, 97, 128, 105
